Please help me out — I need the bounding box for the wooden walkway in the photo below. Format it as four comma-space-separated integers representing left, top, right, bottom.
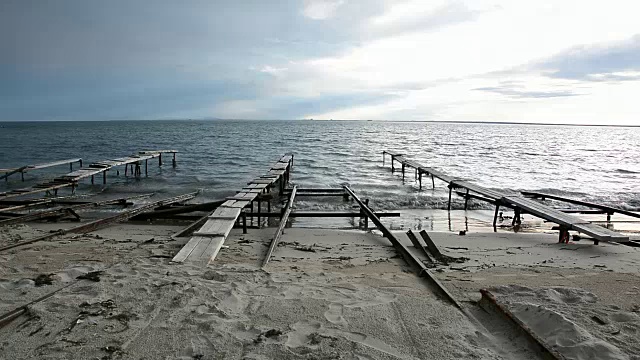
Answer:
382, 150, 630, 244
0, 150, 177, 201
172, 154, 293, 266
1, 158, 83, 182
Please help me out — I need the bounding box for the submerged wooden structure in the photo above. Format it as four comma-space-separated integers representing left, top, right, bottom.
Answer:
0, 150, 177, 201
382, 151, 630, 244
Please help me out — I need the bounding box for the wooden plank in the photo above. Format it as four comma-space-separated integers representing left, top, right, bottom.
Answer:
226, 192, 257, 201
183, 236, 226, 265
0, 192, 198, 252
220, 200, 251, 208
209, 207, 241, 219
171, 237, 204, 262
406, 230, 434, 263
195, 219, 236, 237
263, 186, 297, 267
418, 230, 443, 258
249, 179, 275, 185
522, 191, 640, 219
271, 162, 289, 170
573, 223, 629, 242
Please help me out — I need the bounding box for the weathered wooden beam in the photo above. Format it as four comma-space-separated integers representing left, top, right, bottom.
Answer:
130, 200, 225, 220
262, 186, 297, 267
0, 194, 154, 227
0, 192, 197, 252
343, 185, 462, 309
406, 230, 434, 263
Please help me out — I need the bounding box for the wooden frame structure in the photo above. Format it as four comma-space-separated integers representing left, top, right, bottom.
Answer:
382, 150, 630, 244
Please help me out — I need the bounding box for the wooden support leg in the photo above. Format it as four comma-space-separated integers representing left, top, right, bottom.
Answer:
145, 159, 148, 176
364, 199, 369, 230
493, 204, 500, 230
431, 175, 435, 189
159, 153, 162, 166
91, 175, 94, 184
257, 200, 261, 228
512, 208, 522, 226
558, 227, 570, 243
69, 163, 73, 172
125, 164, 128, 176
447, 186, 453, 211
607, 212, 612, 222
242, 212, 247, 234
21, 172, 24, 182
401, 164, 405, 180
172, 153, 176, 168
419, 172, 422, 190
391, 158, 395, 173
464, 189, 469, 210
103, 171, 107, 184
79, 160, 83, 167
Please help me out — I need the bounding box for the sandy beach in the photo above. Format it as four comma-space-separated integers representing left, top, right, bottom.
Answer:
1, 217, 639, 359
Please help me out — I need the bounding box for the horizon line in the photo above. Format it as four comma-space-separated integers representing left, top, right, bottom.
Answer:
0, 118, 638, 128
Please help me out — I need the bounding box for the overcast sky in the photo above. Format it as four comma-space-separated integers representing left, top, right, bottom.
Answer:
2, 0, 640, 124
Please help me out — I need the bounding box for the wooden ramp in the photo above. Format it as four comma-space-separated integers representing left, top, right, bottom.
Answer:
382, 150, 630, 244
172, 154, 293, 266
0, 150, 177, 201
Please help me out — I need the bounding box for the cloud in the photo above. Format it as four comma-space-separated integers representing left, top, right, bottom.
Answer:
472, 86, 580, 99
538, 34, 640, 81
303, 0, 345, 20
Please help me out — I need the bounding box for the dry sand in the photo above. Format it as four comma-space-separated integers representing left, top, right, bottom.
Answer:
1, 221, 639, 359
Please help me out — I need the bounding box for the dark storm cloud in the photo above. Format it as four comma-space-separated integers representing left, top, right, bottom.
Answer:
0, 0, 483, 120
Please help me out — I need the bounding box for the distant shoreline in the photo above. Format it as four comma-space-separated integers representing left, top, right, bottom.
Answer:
0, 118, 638, 128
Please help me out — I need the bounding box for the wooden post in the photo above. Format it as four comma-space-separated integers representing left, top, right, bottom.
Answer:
172, 153, 176, 168
447, 185, 453, 211
242, 212, 247, 234
364, 199, 369, 230
159, 153, 162, 166
125, 164, 128, 176
493, 204, 500, 230
103, 171, 107, 184
79, 159, 83, 167
419, 172, 422, 190
512, 208, 522, 226
21, 171, 24, 182
257, 200, 261, 228
391, 157, 395, 173
69, 162, 73, 172
431, 175, 435, 189
91, 175, 94, 184
464, 189, 469, 210
145, 159, 148, 176
401, 163, 405, 180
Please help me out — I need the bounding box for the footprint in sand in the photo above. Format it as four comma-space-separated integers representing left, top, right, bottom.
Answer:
324, 303, 348, 326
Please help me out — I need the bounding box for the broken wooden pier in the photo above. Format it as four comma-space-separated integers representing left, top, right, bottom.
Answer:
0, 150, 177, 201
382, 150, 630, 244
